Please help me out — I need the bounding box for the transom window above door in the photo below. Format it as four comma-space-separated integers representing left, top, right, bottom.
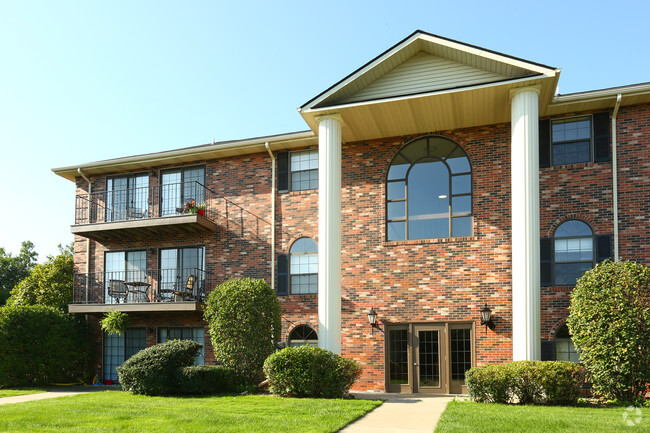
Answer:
386, 136, 472, 241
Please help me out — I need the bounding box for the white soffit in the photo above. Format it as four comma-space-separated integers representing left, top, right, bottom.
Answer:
301, 31, 557, 111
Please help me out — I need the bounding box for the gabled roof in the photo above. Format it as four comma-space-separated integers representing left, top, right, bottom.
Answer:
300, 30, 558, 111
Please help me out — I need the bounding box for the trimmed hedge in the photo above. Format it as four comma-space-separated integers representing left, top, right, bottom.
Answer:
0, 305, 93, 387
117, 340, 201, 396
466, 361, 585, 405
175, 365, 237, 395
263, 346, 361, 398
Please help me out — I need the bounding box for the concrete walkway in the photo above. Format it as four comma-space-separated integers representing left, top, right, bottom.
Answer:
0, 386, 115, 406
341, 393, 454, 433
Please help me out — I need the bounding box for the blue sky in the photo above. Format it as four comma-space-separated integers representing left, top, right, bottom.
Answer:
0, 0, 647, 260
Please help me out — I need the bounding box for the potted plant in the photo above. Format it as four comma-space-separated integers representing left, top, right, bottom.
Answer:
184, 200, 197, 214
196, 203, 206, 216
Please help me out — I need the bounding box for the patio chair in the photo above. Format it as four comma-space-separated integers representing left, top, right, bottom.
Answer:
108, 279, 128, 303
174, 274, 196, 301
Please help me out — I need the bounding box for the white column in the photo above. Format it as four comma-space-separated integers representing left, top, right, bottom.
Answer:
316, 114, 342, 355
510, 86, 541, 361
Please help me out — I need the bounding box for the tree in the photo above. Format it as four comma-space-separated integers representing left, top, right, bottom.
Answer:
8, 244, 73, 311
0, 241, 38, 305
203, 278, 281, 385
567, 260, 650, 401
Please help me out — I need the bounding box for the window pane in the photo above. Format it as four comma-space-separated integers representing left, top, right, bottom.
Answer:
553, 141, 590, 165
450, 328, 472, 382
408, 160, 449, 239
446, 156, 470, 173
452, 216, 472, 237
555, 220, 592, 237
410, 218, 449, 239
387, 221, 406, 241
555, 238, 593, 262
291, 238, 318, 254
388, 329, 409, 385
555, 262, 592, 285
387, 155, 410, 180
387, 181, 406, 200
451, 195, 471, 216
387, 201, 406, 220
451, 174, 471, 195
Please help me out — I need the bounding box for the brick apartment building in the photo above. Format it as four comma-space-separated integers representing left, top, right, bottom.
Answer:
53, 31, 650, 393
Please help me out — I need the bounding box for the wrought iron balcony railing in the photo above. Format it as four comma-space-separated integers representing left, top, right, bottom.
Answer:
73, 268, 214, 304
74, 181, 216, 225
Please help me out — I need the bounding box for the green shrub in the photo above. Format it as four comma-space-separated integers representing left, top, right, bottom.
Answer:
0, 305, 93, 387
117, 340, 201, 396
466, 363, 512, 403
466, 361, 584, 405
175, 365, 236, 395
263, 346, 362, 398
567, 260, 650, 401
204, 278, 281, 385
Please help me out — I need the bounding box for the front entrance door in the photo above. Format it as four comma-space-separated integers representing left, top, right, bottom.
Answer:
386, 322, 474, 394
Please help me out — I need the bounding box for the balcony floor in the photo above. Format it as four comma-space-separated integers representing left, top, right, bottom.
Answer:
71, 214, 218, 241
68, 301, 203, 314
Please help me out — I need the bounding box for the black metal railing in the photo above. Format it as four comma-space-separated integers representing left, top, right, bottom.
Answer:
73, 268, 214, 304
75, 181, 216, 225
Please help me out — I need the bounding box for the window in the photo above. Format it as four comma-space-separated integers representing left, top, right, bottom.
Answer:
554, 220, 593, 286
290, 150, 318, 191
539, 112, 610, 167
541, 222, 611, 286
105, 250, 147, 303
288, 325, 318, 347
158, 327, 205, 365
555, 324, 580, 362
159, 247, 205, 301
106, 173, 148, 222
289, 238, 318, 294
161, 166, 205, 216
552, 117, 592, 165
386, 136, 472, 241
103, 328, 146, 381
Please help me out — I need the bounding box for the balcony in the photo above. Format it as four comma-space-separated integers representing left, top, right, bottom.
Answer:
71, 181, 219, 241
69, 268, 214, 313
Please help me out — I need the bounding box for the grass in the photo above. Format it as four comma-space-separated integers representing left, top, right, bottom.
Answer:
0, 390, 381, 433
435, 400, 649, 433
0, 388, 47, 398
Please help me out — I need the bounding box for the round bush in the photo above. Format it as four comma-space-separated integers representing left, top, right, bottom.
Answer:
204, 278, 281, 385
0, 305, 93, 387
117, 339, 201, 396
466, 361, 584, 405
568, 260, 650, 401
263, 346, 362, 398
175, 365, 236, 395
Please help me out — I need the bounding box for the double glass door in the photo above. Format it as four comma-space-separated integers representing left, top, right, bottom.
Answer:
386, 323, 473, 394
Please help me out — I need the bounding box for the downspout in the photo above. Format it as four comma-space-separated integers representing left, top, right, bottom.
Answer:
612, 94, 622, 262
265, 142, 276, 292
77, 168, 92, 302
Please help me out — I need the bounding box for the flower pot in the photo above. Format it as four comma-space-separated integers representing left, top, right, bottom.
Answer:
197, 209, 205, 216
104, 379, 114, 385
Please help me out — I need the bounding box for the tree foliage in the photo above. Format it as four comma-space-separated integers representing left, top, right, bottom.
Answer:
0, 304, 94, 387
8, 244, 73, 311
203, 278, 281, 385
567, 260, 650, 401
0, 241, 38, 305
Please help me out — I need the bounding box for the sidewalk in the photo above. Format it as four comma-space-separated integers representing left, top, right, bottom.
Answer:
0, 386, 115, 406
341, 392, 454, 433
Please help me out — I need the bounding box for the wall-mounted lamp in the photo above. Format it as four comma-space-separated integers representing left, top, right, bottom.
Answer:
368, 308, 382, 333
149, 169, 157, 177
148, 248, 156, 255
147, 327, 155, 334
480, 304, 495, 333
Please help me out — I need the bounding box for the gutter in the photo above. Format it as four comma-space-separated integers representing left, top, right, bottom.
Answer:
612, 94, 622, 261
77, 168, 92, 301
264, 142, 276, 292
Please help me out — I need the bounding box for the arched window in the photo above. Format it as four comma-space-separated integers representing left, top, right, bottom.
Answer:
386, 136, 472, 241
554, 220, 593, 285
555, 324, 579, 362
288, 325, 318, 347
290, 238, 318, 294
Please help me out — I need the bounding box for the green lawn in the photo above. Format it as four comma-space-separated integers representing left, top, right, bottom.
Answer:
0, 388, 47, 398
435, 400, 648, 433
0, 390, 381, 433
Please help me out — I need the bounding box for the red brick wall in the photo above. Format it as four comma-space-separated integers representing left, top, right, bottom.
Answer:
71, 103, 650, 391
